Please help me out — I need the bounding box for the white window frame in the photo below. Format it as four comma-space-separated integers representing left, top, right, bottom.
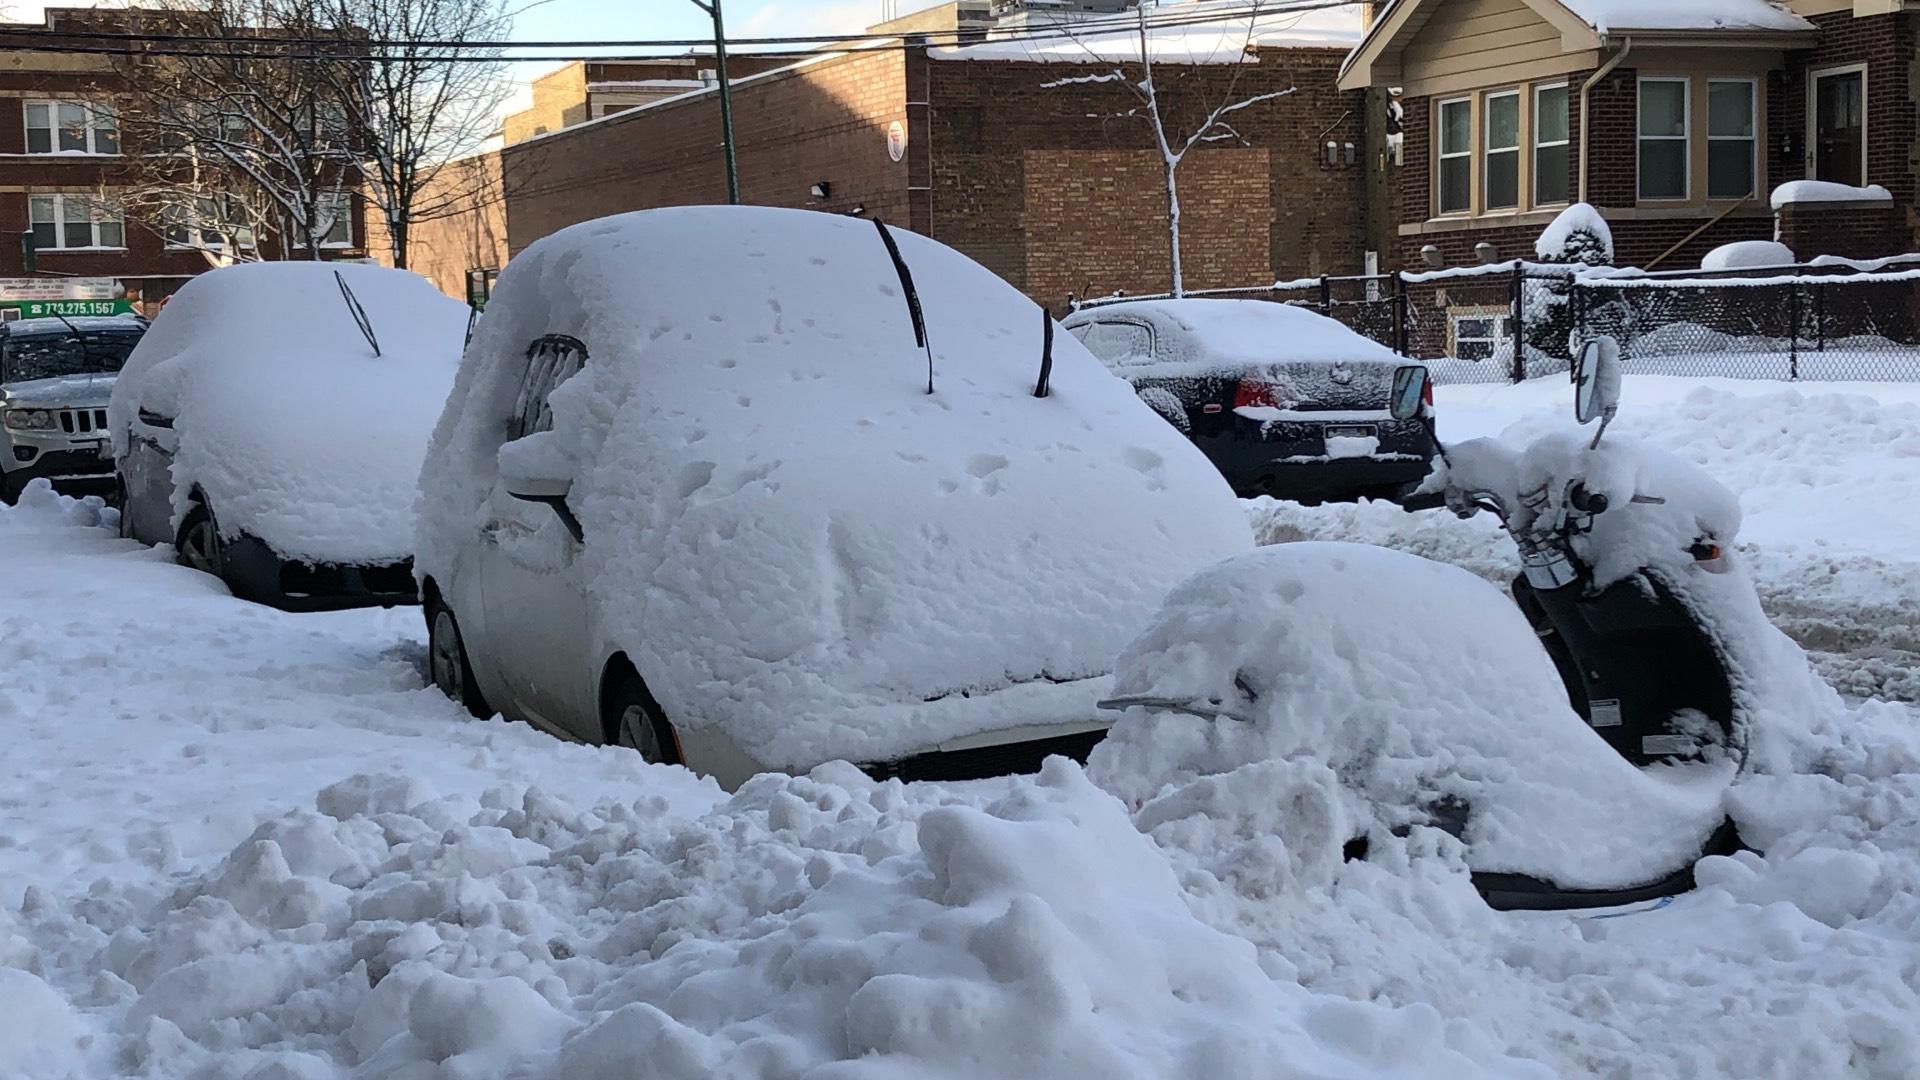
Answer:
1806, 63, 1869, 185
1435, 96, 1473, 216
1533, 82, 1571, 207
1705, 77, 1758, 200
1449, 306, 1512, 363
317, 190, 353, 248
22, 99, 120, 156
1637, 76, 1691, 202
28, 193, 126, 251
1483, 89, 1521, 211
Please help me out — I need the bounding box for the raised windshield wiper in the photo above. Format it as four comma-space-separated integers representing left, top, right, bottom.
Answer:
47, 311, 99, 380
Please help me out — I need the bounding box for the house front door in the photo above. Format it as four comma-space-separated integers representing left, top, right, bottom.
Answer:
1812, 70, 1865, 186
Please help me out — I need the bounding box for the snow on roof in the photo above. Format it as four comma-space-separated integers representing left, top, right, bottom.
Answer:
1700, 239, 1796, 271
1771, 180, 1894, 208
107, 262, 469, 564
1557, 0, 1812, 33
936, 0, 1364, 62
416, 205, 1254, 770
1072, 297, 1405, 364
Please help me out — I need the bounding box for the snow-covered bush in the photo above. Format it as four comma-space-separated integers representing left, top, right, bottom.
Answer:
1526, 203, 1615, 362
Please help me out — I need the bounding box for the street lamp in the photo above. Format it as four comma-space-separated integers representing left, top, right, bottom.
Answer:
687, 0, 740, 205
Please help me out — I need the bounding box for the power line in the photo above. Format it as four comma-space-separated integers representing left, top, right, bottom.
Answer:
0, 1, 1363, 62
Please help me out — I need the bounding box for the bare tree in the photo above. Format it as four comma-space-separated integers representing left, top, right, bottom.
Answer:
312, 0, 514, 269
1043, 1, 1294, 297
111, 0, 358, 260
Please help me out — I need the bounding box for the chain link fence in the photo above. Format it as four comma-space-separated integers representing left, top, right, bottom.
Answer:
1068, 260, 1920, 384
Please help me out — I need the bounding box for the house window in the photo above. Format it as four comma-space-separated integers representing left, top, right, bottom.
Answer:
1810, 67, 1866, 186
1534, 84, 1570, 205
1484, 90, 1520, 210
1449, 307, 1512, 362
23, 100, 119, 155
317, 191, 352, 247
164, 197, 256, 251
1437, 97, 1472, 214
28, 194, 124, 250
1706, 80, 1756, 199
1638, 78, 1689, 200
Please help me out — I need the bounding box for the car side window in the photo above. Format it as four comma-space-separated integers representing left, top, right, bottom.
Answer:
1082, 321, 1154, 365
509, 335, 587, 440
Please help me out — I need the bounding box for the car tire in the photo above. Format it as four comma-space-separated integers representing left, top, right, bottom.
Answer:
175, 500, 225, 578
427, 601, 491, 719
605, 671, 682, 766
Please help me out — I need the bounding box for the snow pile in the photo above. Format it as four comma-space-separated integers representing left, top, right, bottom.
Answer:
1092, 541, 1732, 889
1771, 180, 1894, 208
107, 262, 469, 564
1534, 203, 1613, 264
68, 759, 1547, 1079
417, 206, 1252, 770
1701, 239, 1796, 270
935, 0, 1365, 61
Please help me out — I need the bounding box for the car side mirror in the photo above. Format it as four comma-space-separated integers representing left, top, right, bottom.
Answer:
499, 436, 581, 541
1389, 365, 1430, 421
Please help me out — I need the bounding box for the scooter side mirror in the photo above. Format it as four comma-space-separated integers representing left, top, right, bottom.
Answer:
1573, 336, 1622, 426
1389, 364, 1430, 421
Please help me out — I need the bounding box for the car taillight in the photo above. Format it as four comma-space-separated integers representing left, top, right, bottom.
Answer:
1234, 379, 1282, 410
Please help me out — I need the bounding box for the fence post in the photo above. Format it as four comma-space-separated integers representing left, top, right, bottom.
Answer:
1318, 275, 1332, 317
1394, 273, 1409, 356
1788, 282, 1801, 381
1509, 270, 1526, 383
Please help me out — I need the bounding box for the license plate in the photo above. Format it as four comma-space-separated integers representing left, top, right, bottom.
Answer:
1324, 424, 1376, 439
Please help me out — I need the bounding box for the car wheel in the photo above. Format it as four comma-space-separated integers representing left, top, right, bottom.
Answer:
605, 672, 682, 766
175, 501, 224, 577
427, 601, 491, 719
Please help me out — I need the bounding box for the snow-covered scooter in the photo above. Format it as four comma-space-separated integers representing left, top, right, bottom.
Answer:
1096, 344, 1763, 911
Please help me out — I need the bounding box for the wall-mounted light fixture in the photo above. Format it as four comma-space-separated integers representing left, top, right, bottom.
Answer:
1420, 244, 1444, 268
1474, 241, 1499, 264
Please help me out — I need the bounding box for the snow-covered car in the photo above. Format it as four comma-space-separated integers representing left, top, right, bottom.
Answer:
0, 315, 145, 503
109, 263, 469, 612
1061, 299, 1436, 502
415, 205, 1253, 787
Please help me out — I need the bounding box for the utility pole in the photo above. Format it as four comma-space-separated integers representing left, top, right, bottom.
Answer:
687, 0, 740, 204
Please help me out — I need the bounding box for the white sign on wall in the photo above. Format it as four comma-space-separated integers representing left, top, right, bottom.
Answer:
886, 120, 907, 163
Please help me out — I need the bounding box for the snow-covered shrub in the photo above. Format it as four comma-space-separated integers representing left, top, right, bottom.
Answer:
1526, 203, 1615, 361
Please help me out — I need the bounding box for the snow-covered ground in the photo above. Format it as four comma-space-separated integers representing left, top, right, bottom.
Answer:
3, 372, 1919, 1078
1254, 376, 1920, 701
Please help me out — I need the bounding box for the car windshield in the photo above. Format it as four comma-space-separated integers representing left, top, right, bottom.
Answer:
1, 330, 142, 383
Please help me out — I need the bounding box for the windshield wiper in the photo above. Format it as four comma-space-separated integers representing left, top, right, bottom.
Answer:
47, 311, 100, 382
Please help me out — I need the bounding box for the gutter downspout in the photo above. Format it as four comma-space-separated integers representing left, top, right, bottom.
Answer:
1578, 36, 1633, 204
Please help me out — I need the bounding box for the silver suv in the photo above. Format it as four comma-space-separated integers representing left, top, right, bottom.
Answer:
0, 315, 146, 503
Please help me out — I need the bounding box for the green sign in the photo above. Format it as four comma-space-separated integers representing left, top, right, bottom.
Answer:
4, 299, 136, 318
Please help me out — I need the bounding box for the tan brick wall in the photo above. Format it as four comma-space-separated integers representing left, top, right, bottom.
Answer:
1022, 148, 1275, 303
502, 51, 911, 256
366, 151, 508, 299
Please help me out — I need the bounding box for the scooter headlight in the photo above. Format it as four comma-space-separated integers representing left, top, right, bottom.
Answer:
2, 408, 56, 432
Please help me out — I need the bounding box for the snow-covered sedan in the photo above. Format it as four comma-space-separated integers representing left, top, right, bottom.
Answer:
109, 263, 468, 611
415, 206, 1253, 787
1062, 299, 1435, 502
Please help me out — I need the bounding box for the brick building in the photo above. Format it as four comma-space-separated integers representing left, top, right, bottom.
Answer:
0, 7, 369, 313
498, 9, 1378, 308
1339, 0, 1919, 270
500, 55, 811, 146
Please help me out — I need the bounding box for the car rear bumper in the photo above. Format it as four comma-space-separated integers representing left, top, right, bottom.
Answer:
1230, 455, 1435, 503
222, 532, 419, 612
0, 446, 115, 501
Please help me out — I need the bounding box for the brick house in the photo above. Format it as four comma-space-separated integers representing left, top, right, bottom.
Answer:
0, 8, 369, 313
500, 12, 1378, 309
1338, 0, 1918, 269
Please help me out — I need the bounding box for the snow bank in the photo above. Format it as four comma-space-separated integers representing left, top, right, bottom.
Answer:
417, 206, 1252, 770
1771, 180, 1894, 208
66, 759, 1547, 1078
1092, 541, 1732, 888
934, 0, 1364, 61
1534, 202, 1613, 263
1701, 239, 1796, 271
108, 262, 469, 563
